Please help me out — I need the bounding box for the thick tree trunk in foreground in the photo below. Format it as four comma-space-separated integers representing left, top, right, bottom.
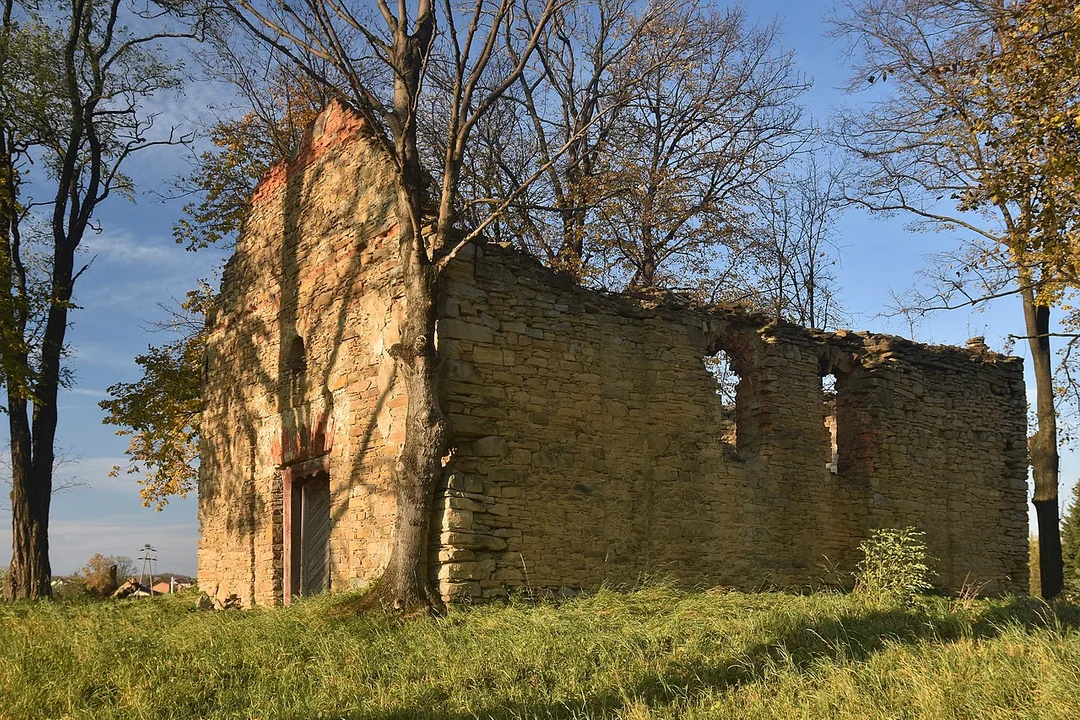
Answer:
368, 180, 448, 614
1, 0, 184, 601
1, 123, 52, 600
383, 241, 447, 613
2, 119, 77, 600
4, 398, 52, 600
4, 241, 74, 601
1022, 285, 1063, 599
363, 9, 448, 614
5, 478, 52, 600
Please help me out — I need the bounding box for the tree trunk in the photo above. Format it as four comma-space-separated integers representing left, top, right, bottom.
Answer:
382, 229, 447, 613
1, 147, 76, 600
2, 235, 74, 602
363, 11, 447, 614
1021, 284, 1063, 599
0, 121, 51, 600
632, 244, 657, 289
556, 158, 586, 274
4, 392, 52, 600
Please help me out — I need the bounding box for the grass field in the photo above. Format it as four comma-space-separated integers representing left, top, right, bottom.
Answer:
1, 584, 1079, 719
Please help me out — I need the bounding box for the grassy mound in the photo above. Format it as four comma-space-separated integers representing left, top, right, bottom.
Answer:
1, 585, 1078, 718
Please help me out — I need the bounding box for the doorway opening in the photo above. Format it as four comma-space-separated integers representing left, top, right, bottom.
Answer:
284, 464, 331, 602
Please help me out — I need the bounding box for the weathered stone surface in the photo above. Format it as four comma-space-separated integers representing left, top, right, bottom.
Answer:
472, 436, 509, 457
442, 532, 509, 551
198, 101, 1029, 608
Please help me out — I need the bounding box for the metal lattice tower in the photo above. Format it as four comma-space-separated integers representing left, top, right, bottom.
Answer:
138, 544, 157, 597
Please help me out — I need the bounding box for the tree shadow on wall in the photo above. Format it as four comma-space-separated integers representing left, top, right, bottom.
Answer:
268, 119, 398, 595
294, 596, 1080, 720
206, 116, 390, 594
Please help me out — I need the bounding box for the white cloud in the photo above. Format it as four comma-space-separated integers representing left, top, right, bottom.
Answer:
72, 232, 225, 315
1, 457, 150, 501
70, 341, 143, 372
80, 228, 182, 267
0, 456, 198, 576
66, 387, 107, 398
121, 80, 247, 186
57, 456, 134, 493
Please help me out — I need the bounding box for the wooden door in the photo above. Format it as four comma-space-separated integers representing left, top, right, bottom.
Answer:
299, 476, 331, 595
285, 467, 331, 601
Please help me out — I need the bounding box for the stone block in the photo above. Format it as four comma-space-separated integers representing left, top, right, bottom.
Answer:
442, 532, 508, 551
472, 436, 509, 457
439, 318, 493, 343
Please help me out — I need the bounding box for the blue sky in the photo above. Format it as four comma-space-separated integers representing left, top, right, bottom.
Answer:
1, 1, 1071, 577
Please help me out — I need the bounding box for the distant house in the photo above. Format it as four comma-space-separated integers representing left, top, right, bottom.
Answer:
149, 577, 194, 595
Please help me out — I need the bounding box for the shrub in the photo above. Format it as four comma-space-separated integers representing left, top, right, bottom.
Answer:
855, 527, 934, 604
51, 576, 90, 600
81, 553, 136, 596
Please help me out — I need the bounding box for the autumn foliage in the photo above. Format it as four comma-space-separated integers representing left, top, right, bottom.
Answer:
100, 286, 213, 510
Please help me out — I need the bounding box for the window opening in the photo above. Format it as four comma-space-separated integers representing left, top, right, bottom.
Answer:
704, 350, 741, 447
822, 372, 838, 474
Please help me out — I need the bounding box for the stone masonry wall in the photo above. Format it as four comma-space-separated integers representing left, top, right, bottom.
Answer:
435, 244, 1029, 599
199, 101, 409, 605
198, 101, 1029, 605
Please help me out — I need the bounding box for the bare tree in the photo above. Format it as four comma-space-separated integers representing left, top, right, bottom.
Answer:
1, 0, 195, 600
831, 0, 1080, 597
226, 0, 563, 612
171, 25, 338, 251
446, 0, 809, 291
750, 154, 845, 330
464, 0, 654, 278
591, 4, 808, 290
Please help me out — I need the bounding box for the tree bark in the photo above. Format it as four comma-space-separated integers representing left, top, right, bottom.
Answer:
0, 119, 52, 600
1, 0, 182, 600
1021, 283, 1063, 599
1, 222, 76, 602
4, 404, 52, 600
382, 221, 447, 613
3, 130, 80, 600
364, 7, 448, 614
1, 195, 53, 601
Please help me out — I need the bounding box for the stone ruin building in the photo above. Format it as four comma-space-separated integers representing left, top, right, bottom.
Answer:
197, 101, 1030, 606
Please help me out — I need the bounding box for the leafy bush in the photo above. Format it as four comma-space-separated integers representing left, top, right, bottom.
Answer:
50, 577, 90, 600
855, 527, 935, 604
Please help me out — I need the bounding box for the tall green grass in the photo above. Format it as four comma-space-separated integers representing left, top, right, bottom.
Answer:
1, 585, 1078, 719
